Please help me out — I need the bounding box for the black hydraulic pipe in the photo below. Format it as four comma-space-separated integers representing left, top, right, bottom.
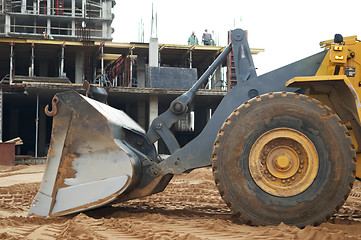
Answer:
146, 43, 233, 146
170, 43, 232, 114
187, 43, 232, 98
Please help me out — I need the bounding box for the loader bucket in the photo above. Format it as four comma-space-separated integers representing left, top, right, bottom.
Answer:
29, 91, 144, 217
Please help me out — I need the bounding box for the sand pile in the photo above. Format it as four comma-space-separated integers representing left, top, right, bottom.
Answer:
1, 165, 361, 239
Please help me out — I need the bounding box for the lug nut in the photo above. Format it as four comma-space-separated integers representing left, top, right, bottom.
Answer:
299, 164, 303, 169
292, 177, 295, 180
287, 179, 291, 182
298, 170, 302, 173
272, 177, 276, 181
282, 180, 286, 183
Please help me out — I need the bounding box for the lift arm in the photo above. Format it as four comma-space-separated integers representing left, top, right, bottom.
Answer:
146, 29, 254, 154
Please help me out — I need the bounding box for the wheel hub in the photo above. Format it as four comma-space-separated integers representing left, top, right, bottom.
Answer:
249, 128, 318, 197
275, 155, 291, 170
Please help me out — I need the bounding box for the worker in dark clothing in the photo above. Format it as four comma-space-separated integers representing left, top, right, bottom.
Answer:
202, 29, 213, 45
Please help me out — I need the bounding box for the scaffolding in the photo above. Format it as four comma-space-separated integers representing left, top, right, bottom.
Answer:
0, 0, 114, 41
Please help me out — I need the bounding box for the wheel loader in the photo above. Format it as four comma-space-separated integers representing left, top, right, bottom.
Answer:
29, 29, 361, 228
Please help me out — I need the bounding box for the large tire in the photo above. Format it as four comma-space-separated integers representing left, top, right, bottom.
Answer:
212, 92, 356, 227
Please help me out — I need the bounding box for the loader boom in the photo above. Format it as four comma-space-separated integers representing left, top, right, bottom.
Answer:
147, 28, 261, 172
146, 43, 232, 154
146, 28, 255, 154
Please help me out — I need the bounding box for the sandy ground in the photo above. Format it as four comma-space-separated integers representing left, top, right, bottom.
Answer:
1, 165, 361, 239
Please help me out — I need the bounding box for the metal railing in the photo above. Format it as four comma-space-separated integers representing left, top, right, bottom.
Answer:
3, 23, 109, 39
0, 4, 113, 17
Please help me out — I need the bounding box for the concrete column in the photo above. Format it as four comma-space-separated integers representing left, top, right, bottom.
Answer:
71, 0, 75, 36
101, 44, 104, 83
102, 22, 107, 38
137, 54, 146, 87
47, 18, 51, 36
103, 1, 112, 19
71, 0, 75, 17
5, 15, 10, 35
104, 1, 110, 19
30, 43, 35, 77
71, 20, 76, 37
33, 1, 36, 14
189, 51, 192, 69
75, 51, 84, 83
82, 0, 86, 18
129, 48, 133, 87
59, 44, 65, 77
101, 1, 105, 18
149, 38, 158, 67
149, 95, 158, 125
21, 0, 26, 13
47, 0, 51, 15
9, 43, 14, 84
137, 101, 146, 129
149, 94, 158, 149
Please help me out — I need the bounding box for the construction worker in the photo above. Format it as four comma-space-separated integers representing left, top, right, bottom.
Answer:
43, 29, 54, 40
202, 29, 213, 45
188, 31, 199, 45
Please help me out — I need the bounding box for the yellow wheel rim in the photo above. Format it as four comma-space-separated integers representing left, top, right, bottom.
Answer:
249, 128, 318, 197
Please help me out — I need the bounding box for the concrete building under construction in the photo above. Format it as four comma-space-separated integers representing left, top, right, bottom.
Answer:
0, 0, 263, 164
0, 0, 114, 40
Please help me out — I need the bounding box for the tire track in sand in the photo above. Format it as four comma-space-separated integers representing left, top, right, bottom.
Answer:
0, 183, 39, 216
0, 166, 361, 239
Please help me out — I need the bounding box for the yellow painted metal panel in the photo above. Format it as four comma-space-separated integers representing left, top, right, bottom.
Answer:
287, 75, 361, 124
330, 45, 348, 64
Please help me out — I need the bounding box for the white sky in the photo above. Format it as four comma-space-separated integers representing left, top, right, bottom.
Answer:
112, 0, 361, 75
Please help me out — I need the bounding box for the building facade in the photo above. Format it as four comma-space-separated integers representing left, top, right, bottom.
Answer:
0, 0, 114, 41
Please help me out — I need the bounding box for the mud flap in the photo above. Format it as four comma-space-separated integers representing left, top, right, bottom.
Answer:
29, 91, 143, 217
